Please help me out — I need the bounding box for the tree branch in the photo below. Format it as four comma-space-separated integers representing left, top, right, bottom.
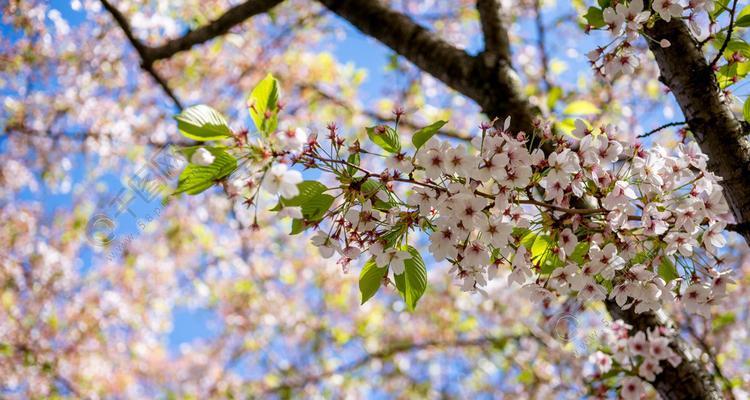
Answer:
636, 121, 687, 138
685, 318, 736, 400
98, 0, 185, 110
708, 0, 739, 69
264, 335, 519, 394
645, 18, 750, 244
317, 0, 537, 134
604, 301, 722, 400
476, 0, 511, 62
533, 0, 550, 90
145, 0, 285, 63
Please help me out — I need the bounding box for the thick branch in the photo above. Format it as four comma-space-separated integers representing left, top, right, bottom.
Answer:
617, 17, 750, 400
99, 0, 185, 110
317, 0, 537, 134
645, 18, 750, 244
605, 301, 721, 400
145, 0, 285, 63
476, 0, 511, 62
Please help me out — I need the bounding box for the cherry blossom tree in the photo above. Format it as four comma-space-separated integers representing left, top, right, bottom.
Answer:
2, 0, 750, 399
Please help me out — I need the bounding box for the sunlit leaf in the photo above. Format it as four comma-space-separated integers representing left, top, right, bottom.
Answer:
175, 147, 236, 195
412, 120, 447, 150
393, 246, 427, 311
359, 258, 387, 305
175, 105, 232, 141
584, 7, 605, 28
563, 100, 600, 116
366, 125, 401, 153
248, 73, 280, 136
658, 257, 679, 282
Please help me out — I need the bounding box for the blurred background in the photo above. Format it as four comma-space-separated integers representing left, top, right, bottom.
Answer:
1, 0, 749, 398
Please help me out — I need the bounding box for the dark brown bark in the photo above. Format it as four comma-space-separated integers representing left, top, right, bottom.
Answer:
99, 0, 185, 109
318, 0, 537, 135
606, 301, 722, 400
645, 18, 750, 245
476, 0, 511, 62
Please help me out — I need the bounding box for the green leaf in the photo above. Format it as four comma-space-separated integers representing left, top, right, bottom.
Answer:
530, 235, 563, 274
569, 242, 590, 264
716, 62, 742, 88
713, 0, 730, 19
736, 14, 750, 27
725, 40, 750, 59
631, 251, 652, 265
744, 97, 750, 122
175, 105, 232, 141
360, 179, 395, 210
530, 234, 552, 260
658, 257, 679, 282
289, 218, 306, 235
520, 231, 538, 250
175, 148, 237, 195
563, 100, 600, 116
272, 181, 333, 221
518, 368, 535, 385
412, 120, 447, 150
248, 73, 280, 136
546, 86, 563, 111
366, 125, 401, 153
347, 152, 361, 176
382, 225, 406, 248
712, 312, 736, 331
584, 7, 605, 28
359, 258, 387, 304
393, 246, 427, 311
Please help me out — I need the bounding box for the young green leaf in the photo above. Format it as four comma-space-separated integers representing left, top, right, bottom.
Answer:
175, 105, 232, 141
584, 7, 605, 28
359, 258, 387, 305
289, 218, 306, 235
346, 152, 361, 176
393, 246, 427, 311
366, 125, 401, 153
412, 120, 447, 150
658, 257, 679, 282
568, 242, 590, 264
272, 181, 333, 220
248, 73, 280, 136
563, 100, 600, 116
744, 97, 750, 122
175, 148, 237, 195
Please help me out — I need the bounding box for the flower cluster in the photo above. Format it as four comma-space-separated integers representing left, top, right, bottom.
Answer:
587, 320, 682, 399
585, 0, 716, 80
174, 75, 733, 317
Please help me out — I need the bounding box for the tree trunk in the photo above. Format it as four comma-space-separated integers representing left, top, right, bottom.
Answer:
645, 18, 750, 243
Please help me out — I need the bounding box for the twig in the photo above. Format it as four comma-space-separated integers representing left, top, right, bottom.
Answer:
263, 335, 518, 394
300, 83, 471, 141
685, 318, 736, 400
708, 0, 739, 69
534, 0, 550, 90
636, 121, 687, 138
